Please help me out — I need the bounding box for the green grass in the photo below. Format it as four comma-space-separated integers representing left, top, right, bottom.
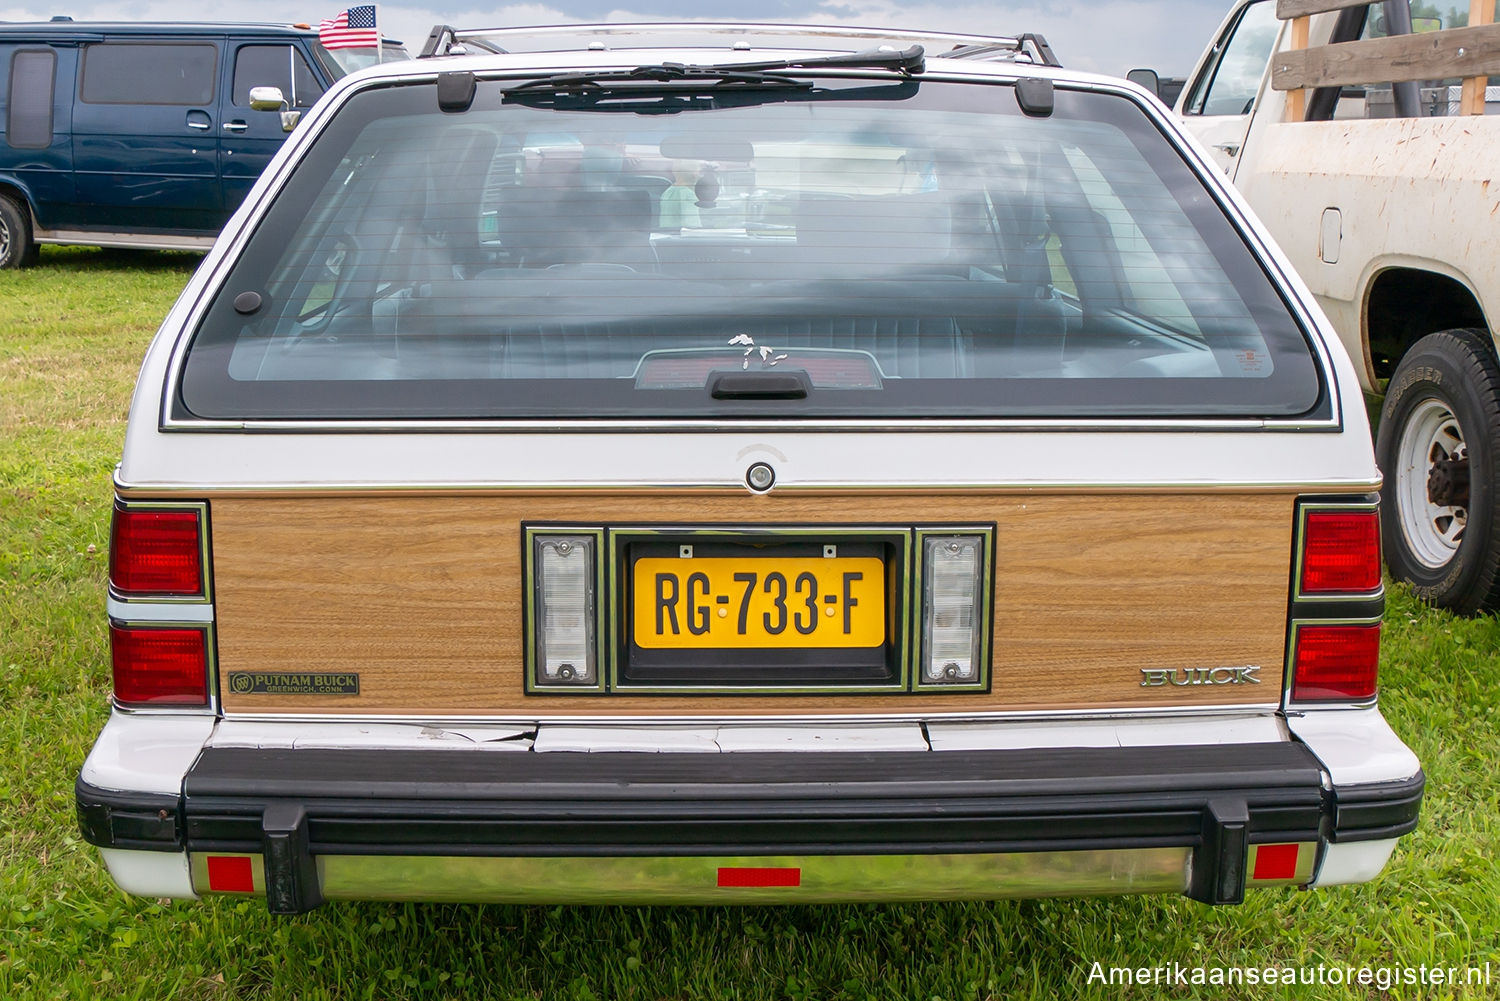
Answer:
2, 245, 1498, 999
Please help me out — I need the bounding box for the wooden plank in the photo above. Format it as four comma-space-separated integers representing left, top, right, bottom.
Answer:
1276, 0, 1377, 19
1273, 21, 1500, 91
1462, 0, 1495, 114
204, 491, 1306, 716
1287, 16, 1312, 122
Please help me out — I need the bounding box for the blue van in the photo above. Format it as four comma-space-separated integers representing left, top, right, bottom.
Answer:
0, 21, 406, 267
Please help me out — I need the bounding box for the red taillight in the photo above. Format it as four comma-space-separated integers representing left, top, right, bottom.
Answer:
1300, 510, 1380, 594
1291, 623, 1380, 702
110, 506, 204, 596
110, 625, 209, 706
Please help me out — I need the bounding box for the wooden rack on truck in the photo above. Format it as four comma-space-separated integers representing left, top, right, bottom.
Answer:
1272, 0, 1500, 120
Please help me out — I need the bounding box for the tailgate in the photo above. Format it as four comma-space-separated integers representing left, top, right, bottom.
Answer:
203, 490, 1296, 716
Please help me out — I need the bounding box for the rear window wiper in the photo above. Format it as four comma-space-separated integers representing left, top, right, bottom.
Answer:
504, 44, 925, 97
506, 64, 814, 95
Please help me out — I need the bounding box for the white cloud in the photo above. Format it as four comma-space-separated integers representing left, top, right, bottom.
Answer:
0, 0, 1224, 76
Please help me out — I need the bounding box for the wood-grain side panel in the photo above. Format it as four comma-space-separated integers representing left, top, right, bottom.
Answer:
209, 492, 1298, 715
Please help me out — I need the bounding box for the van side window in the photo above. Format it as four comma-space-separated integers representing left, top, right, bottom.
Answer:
7, 49, 56, 148
234, 46, 324, 109
81, 43, 217, 105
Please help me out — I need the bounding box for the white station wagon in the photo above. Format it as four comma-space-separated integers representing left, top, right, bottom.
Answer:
77, 23, 1422, 913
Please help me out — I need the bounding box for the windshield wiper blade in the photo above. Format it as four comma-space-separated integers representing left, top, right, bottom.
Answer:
506, 64, 815, 94
505, 44, 925, 96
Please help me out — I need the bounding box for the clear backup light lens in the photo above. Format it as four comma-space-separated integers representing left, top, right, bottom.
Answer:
534, 535, 596, 686
923, 535, 983, 684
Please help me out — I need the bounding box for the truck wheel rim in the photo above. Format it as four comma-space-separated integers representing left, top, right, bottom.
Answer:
1396, 398, 1467, 568
0, 215, 9, 262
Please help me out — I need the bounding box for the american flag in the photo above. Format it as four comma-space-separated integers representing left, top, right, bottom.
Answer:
319, 6, 380, 49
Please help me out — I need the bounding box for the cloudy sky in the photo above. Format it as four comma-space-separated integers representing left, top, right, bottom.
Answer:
0, 0, 1229, 77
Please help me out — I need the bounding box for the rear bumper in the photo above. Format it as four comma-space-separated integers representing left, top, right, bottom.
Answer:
77, 728, 1423, 912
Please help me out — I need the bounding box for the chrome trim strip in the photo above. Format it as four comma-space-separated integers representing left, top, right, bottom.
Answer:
216, 704, 1284, 725
192, 847, 1194, 903
160, 417, 1339, 433
107, 597, 214, 623
34, 229, 217, 252
109, 498, 214, 604
452, 22, 1030, 52
113, 475, 1386, 496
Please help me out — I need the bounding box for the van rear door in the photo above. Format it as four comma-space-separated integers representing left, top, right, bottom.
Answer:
0, 42, 77, 232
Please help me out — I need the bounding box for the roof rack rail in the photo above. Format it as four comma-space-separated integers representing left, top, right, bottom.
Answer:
419, 22, 1060, 68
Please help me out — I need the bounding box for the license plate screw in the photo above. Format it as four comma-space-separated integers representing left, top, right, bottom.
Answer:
679, 545, 693, 559
823, 545, 837, 558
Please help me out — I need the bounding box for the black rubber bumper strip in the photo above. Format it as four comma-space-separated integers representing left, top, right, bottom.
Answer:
75, 743, 1423, 913
1331, 771, 1427, 842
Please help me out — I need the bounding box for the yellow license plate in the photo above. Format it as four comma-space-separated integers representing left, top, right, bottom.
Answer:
633, 557, 886, 649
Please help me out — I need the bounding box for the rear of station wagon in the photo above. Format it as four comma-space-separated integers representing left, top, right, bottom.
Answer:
77, 24, 1422, 913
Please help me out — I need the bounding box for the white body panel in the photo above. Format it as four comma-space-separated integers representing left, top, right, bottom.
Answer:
1286, 708, 1422, 787
98, 849, 198, 899
1310, 839, 1399, 886
117, 429, 1378, 493
80, 714, 215, 795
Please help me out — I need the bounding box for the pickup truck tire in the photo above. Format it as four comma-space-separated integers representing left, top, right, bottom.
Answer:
0, 194, 38, 269
1377, 328, 1500, 614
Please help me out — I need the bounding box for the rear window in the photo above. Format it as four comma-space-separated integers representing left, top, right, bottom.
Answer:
178, 76, 1324, 421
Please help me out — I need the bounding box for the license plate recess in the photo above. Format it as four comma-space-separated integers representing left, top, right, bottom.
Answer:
618, 531, 909, 690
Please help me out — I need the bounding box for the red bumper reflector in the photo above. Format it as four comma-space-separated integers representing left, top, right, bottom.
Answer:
1252, 843, 1299, 881
1300, 510, 1381, 594
1291, 623, 1380, 702
717, 866, 802, 888
110, 506, 204, 596
110, 624, 210, 706
206, 856, 255, 893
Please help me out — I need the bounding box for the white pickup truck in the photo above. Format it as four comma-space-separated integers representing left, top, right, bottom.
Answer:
1151, 0, 1500, 613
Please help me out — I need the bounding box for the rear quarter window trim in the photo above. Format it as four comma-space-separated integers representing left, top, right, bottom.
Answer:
166, 73, 1335, 427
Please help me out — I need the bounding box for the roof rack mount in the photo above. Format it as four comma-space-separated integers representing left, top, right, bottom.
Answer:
419, 22, 1058, 68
